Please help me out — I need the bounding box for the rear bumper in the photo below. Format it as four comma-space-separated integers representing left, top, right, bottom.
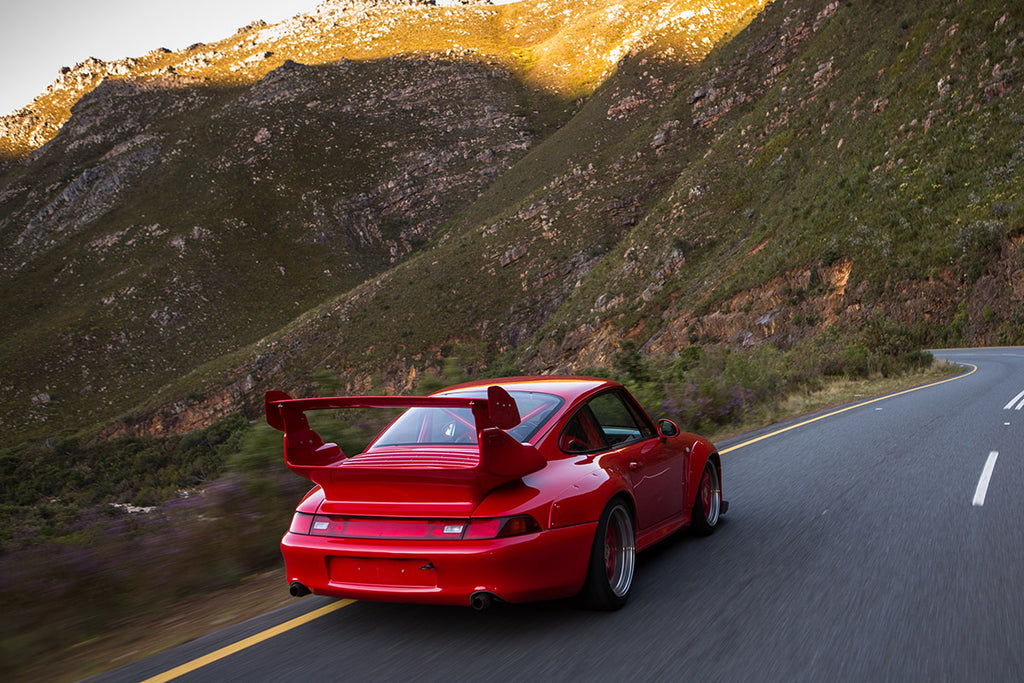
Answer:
281, 522, 597, 606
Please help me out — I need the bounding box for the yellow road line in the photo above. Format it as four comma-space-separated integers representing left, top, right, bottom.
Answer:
141, 599, 355, 683
720, 363, 977, 455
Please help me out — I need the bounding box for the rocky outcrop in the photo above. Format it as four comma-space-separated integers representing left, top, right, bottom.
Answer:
0, 110, 59, 151
0, 2, 490, 155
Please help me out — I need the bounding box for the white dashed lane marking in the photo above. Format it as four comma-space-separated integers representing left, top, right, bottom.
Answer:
1004, 389, 1024, 410
972, 451, 999, 507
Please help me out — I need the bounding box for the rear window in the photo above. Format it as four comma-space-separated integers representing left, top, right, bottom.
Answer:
370, 390, 563, 448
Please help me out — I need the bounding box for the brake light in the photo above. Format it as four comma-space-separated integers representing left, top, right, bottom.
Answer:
464, 515, 542, 539
462, 518, 501, 538
289, 512, 314, 534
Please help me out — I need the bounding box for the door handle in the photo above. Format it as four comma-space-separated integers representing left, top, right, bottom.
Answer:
628, 461, 642, 471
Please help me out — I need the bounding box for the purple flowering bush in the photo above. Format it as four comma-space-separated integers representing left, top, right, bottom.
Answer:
0, 420, 312, 679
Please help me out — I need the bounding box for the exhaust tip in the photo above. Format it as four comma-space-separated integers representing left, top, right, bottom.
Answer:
289, 581, 311, 597
470, 592, 498, 611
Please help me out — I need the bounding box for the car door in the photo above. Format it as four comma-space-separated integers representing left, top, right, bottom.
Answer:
586, 391, 684, 530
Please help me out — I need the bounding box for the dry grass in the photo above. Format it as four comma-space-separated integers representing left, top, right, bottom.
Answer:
705, 361, 961, 444
25, 569, 298, 683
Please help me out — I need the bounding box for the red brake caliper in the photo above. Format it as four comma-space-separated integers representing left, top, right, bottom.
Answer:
605, 523, 617, 579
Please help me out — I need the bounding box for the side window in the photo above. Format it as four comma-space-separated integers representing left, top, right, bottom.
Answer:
558, 391, 655, 453
558, 407, 607, 453
588, 392, 654, 446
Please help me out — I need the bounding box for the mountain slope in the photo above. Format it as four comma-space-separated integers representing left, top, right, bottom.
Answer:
228, 0, 1023, 390
0, 54, 542, 440
1, 0, 1022, 445
0, 0, 767, 443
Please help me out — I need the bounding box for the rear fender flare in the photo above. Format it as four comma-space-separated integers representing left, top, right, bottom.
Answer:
549, 468, 634, 530
686, 437, 720, 510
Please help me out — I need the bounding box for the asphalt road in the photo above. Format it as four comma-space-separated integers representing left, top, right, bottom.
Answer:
89, 347, 1024, 682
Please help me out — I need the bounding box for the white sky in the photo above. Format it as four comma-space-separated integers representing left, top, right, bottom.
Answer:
0, 0, 521, 116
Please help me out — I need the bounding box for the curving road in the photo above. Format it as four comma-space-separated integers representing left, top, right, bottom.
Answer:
90, 347, 1024, 682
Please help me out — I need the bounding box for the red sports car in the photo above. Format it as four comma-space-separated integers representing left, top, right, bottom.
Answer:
266, 376, 725, 610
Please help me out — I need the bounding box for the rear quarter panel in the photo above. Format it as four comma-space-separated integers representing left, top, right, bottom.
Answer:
545, 459, 634, 530
470, 457, 623, 530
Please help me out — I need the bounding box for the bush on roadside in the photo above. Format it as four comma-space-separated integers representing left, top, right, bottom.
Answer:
602, 320, 933, 433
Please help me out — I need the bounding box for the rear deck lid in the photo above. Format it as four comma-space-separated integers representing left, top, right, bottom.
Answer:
313, 446, 506, 516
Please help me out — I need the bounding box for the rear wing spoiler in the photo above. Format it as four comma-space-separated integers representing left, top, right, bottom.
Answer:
264, 386, 545, 481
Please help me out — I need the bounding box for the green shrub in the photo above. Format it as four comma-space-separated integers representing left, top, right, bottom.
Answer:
606, 323, 933, 433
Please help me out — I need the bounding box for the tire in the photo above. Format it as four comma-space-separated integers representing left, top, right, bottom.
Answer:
579, 500, 636, 610
691, 458, 721, 537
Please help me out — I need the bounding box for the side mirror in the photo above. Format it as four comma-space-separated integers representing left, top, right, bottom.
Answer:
658, 419, 679, 438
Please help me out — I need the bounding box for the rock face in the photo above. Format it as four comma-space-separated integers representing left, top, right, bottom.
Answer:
2, 0, 1023, 442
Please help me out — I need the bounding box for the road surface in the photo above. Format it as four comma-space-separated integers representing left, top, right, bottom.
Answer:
89, 347, 1024, 682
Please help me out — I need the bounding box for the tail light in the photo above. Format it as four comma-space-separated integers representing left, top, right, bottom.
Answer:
464, 515, 542, 539
287, 513, 541, 540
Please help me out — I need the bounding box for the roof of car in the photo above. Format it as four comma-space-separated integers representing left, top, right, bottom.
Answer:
434, 376, 618, 402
